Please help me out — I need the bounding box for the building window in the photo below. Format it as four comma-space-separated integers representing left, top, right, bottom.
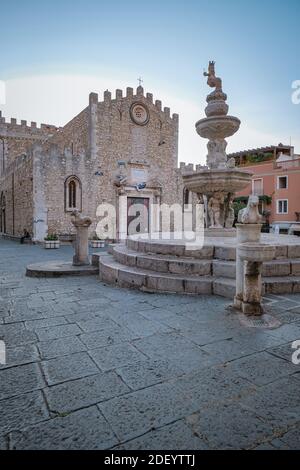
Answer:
277, 176, 288, 189
277, 199, 288, 215
65, 176, 82, 212
183, 188, 191, 206
252, 178, 263, 196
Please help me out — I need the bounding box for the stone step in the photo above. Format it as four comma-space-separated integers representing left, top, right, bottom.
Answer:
263, 276, 300, 294
213, 277, 236, 299
126, 238, 215, 259
99, 253, 300, 298
99, 254, 213, 295
213, 259, 300, 279
127, 237, 300, 261
112, 245, 212, 276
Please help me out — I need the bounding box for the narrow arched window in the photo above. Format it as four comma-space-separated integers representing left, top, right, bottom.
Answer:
65, 176, 82, 212
0, 192, 6, 233
69, 180, 76, 208
183, 188, 190, 206
0, 139, 5, 176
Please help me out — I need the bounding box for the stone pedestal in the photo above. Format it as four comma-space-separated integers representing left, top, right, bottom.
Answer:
235, 238, 275, 316
71, 211, 92, 266
236, 223, 262, 243
242, 261, 263, 315
234, 224, 262, 310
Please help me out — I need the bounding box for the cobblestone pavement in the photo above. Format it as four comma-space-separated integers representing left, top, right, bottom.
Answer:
0, 238, 299, 450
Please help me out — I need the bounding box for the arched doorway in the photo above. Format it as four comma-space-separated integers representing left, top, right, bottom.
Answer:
0, 192, 6, 233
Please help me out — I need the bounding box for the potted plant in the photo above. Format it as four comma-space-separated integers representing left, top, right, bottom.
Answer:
44, 234, 60, 249
90, 233, 105, 249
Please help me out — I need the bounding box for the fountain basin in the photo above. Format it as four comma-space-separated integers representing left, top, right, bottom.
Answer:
182, 169, 252, 194
196, 115, 241, 140
238, 243, 276, 263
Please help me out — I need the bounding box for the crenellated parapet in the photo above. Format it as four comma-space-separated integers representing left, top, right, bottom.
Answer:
0, 111, 57, 138
88, 87, 178, 122
179, 162, 209, 175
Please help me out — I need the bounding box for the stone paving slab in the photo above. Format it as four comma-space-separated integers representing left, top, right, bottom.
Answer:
1, 239, 300, 449
44, 372, 131, 414
0, 391, 49, 435
89, 342, 148, 372
274, 426, 300, 450
267, 342, 300, 372
41, 352, 100, 385
116, 358, 185, 390
239, 376, 300, 428
0, 323, 38, 348
201, 338, 257, 363
185, 403, 279, 450
0, 344, 39, 370
99, 380, 199, 442
115, 420, 209, 450
79, 326, 137, 350
225, 351, 298, 386
175, 366, 256, 406
35, 323, 82, 342
133, 332, 221, 373
9, 407, 118, 450
25, 316, 68, 331
37, 336, 87, 360
0, 363, 45, 400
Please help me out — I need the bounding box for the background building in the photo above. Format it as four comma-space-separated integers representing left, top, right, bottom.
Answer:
0, 86, 182, 241
231, 144, 300, 234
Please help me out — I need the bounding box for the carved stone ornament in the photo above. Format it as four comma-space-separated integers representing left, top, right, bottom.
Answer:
130, 102, 150, 126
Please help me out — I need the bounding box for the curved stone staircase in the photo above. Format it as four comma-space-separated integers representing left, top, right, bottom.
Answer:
96, 236, 300, 299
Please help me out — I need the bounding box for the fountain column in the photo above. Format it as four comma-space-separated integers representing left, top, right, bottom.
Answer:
182, 61, 252, 238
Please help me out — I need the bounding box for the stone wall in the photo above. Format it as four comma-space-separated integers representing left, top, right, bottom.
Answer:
0, 153, 33, 236
0, 113, 57, 237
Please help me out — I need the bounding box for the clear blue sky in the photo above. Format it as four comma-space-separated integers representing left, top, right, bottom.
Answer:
1, 0, 300, 161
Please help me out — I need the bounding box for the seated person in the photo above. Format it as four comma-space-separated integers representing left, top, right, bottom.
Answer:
20, 229, 31, 244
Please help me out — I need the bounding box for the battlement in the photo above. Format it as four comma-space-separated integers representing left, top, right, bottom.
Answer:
0, 111, 57, 135
89, 87, 178, 121
179, 162, 207, 174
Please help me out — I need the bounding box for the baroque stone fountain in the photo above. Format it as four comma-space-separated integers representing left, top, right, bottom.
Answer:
182, 61, 252, 236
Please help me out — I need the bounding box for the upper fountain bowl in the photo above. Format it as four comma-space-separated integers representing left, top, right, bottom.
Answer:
182, 168, 252, 194
196, 115, 241, 140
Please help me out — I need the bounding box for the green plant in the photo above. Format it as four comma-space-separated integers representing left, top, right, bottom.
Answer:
246, 153, 274, 164
259, 195, 272, 205
233, 200, 247, 220
44, 234, 58, 241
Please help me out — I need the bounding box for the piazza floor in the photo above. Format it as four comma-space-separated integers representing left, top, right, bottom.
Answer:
0, 238, 299, 450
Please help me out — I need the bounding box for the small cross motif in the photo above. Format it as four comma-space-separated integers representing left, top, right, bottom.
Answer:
137, 77, 143, 87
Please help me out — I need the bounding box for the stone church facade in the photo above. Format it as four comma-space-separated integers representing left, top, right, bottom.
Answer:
0, 85, 184, 242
